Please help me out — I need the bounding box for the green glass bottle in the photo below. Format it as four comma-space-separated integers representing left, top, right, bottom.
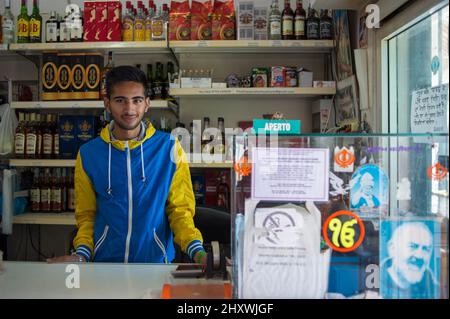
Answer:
17, 0, 30, 43
29, 0, 42, 43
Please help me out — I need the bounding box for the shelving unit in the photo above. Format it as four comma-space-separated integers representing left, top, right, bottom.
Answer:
170, 40, 335, 54
9, 159, 233, 169
10, 100, 177, 111
170, 87, 336, 98
13, 213, 76, 225
9, 41, 170, 54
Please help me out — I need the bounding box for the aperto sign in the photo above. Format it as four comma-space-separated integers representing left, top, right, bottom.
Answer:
253, 120, 301, 135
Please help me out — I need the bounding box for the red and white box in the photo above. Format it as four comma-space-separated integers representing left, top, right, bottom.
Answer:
95, 1, 109, 42
107, 0, 122, 41
83, 1, 96, 42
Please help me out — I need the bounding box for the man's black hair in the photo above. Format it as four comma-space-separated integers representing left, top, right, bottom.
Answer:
105, 65, 150, 98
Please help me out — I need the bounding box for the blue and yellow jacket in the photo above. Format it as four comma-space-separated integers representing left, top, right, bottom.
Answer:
73, 122, 204, 263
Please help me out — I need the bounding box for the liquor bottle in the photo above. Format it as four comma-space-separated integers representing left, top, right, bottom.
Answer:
30, 168, 41, 212
144, 2, 154, 41
268, 0, 282, 40
160, 116, 167, 132
52, 114, 59, 159
162, 62, 172, 100
320, 9, 333, 40
202, 117, 212, 154
281, 0, 294, 40
134, 1, 146, 41
40, 168, 51, 212
14, 112, 26, 158
67, 169, 75, 212
146, 63, 155, 100
151, 6, 165, 41
1, 0, 15, 44
35, 113, 42, 158
189, 122, 194, 154
166, 62, 175, 99
217, 172, 230, 210
25, 113, 38, 159
216, 117, 225, 155
71, 8, 83, 42
51, 168, 62, 212
122, 1, 134, 41
29, 0, 42, 43
153, 62, 164, 100
42, 114, 53, 159
17, 0, 30, 43
306, 6, 319, 40
46, 11, 58, 43
60, 168, 67, 211
101, 52, 114, 98
59, 12, 71, 42
294, 0, 306, 40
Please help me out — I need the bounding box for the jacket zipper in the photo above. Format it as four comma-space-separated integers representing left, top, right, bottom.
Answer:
124, 141, 133, 263
94, 225, 109, 256
153, 228, 168, 264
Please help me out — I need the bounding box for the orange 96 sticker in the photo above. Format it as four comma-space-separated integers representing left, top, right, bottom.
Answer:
323, 210, 365, 253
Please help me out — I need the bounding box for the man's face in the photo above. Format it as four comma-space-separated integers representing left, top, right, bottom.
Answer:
390, 225, 433, 285
104, 81, 149, 131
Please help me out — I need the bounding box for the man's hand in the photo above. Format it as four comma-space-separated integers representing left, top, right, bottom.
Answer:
47, 255, 86, 264
193, 250, 207, 265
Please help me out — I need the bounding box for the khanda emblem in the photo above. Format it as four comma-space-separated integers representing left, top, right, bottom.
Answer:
427, 162, 448, 181
334, 147, 355, 168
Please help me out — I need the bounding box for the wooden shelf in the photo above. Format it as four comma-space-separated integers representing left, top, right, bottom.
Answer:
170, 40, 335, 53
13, 212, 76, 225
9, 159, 233, 169
9, 41, 169, 54
170, 87, 336, 98
10, 100, 176, 110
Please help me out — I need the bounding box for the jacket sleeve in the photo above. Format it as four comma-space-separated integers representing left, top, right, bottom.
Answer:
72, 151, 96, 261
166, 139, 205, 260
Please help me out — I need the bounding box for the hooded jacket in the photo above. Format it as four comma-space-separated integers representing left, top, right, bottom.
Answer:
73, 122, 204, 263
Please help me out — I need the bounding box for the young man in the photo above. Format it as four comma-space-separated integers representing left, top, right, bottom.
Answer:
48, 66, 206, 264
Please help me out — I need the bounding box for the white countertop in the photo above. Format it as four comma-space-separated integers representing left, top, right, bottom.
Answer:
0, 262, 226, 299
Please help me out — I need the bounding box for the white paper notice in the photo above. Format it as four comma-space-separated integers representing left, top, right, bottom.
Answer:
251, 148, 329, 202
411, 84, 448, 135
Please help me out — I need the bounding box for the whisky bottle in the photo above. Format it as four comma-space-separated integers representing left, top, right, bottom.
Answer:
216, 117, 225, 156
294, 0, 306, 40
46, 11, 58, 42
67, 169, 75, 212
269, 0, 282, 40
51, 168, 62, 212
281, 0, 294, 40
40, 168, 51, 212
42, 114, 53, 159
153, 62, 164, 100
306, 6, 319, 40
35, 113, 42, 158
17, 0, 30, 43
320, 9, 333, 40
151, 5, 166, 41
202, 117, 212, 155
217, 172, 230, 210
1, 0, 15, 44
122, 1, 135, 41
29, 0, 42, 43
30, 168, 41, 212
59, 12, 71, 42
52, 114, 59, 159
25, 113, 38, 159
101, 52, 114, 99
14, 112, 26, 158
145, 2, 155, 41
133, 1, 146, 41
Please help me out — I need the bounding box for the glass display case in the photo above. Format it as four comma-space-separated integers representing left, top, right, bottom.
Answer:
231, 133, 449, 299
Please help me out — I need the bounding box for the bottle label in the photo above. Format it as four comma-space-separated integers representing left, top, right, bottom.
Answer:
37, 134, 42, 155
134, 21, 145, 41
3, 19, 14, 31
60, 22, 71, 41
30, 19, 41, 37
53, 134, 59, 155
270, 21, 281, 36
26, 134, 37, 155
295, 18, 305, 36
30, 189, 41, 211
152, 20, 164, 38
43, 134, 53, 154
51, 189, 62, 206
41, 189, 51, 210
15, 133, 25, 154
68, 189, 75, 210
145, 21, 152, 41
122, 19, 134, 41
282, 16, 293, 36
18, 18, 29, 37
71, 20, 83, 40
307, 21, 319, 39
46, 22, 58, 42
320, 21, 332, 39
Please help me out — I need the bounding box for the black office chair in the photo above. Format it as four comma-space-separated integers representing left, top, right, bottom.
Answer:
173, 206, 231, 263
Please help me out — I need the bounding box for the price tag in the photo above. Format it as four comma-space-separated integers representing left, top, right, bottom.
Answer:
198, 41, 208, 48
72, 103, 80, 108
35, 103, 42, 108
322, 210, 365, 253
247, 41, 260, 48
272, 40, 282, 47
